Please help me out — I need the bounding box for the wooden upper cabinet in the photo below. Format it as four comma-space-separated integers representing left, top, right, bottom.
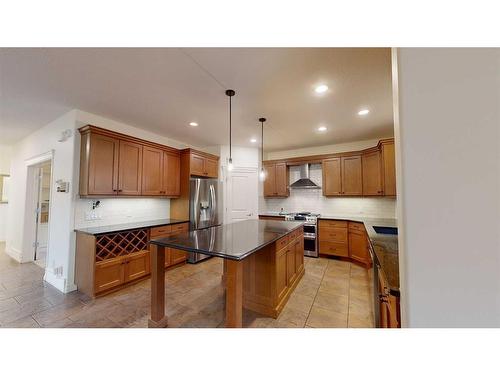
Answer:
190, 153, 206, 176
163, 152, 180, 196
263, 162, 289, 197
362, 150, 383, 196
263, 164, 276, 197
118, 140, 143, 195
341, 155, 362, 195
79, 125, 181, 197
204, 158, 218, 178
275, 163, 289, 197
381, 140, 396, 196
188, 150, 219, 178
84, 133, 119, 195
142, 146, 163, 196
322, 158, 342, 196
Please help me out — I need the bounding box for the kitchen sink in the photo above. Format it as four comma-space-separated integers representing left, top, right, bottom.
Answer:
372, 226, 398, 235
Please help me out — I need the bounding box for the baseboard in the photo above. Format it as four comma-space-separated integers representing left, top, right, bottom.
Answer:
5, 245, 23, 262
43, 268, 66, 293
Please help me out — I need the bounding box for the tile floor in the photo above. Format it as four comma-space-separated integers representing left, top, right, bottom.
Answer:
0, 242, 374, 328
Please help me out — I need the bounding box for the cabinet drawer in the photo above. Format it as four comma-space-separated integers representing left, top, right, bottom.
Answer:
348, 221, 365, 232
150, 225, 172, 238
319, 227, 348, 242
170, 222, 189, 234
319, 241, 349, 257
276, 235, 289, 250
319, 220, 348, 229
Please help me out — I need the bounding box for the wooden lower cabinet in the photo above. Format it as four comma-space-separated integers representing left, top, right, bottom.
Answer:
75, 222, 189, 298
94, 257, 126, 294
378, 267, 400, 328
318, 219, 372, 267
125, 251, 150, 282
258, 215, 285, 221
243, 227, 304, 318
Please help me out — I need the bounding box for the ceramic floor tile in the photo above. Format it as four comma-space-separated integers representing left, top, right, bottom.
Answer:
306, 306, 348, 328
0, 241, 374, 329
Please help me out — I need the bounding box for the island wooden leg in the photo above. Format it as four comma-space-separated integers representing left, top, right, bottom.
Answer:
225, 259, 243, 328
148, 244, 168, 328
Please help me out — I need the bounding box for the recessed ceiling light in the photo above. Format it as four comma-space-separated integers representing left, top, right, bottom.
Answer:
189, 122, 199, 127
250, 138, 257, 143
317, 126, 327, 132
314, 84, 329, 94
358, 109, 370, 116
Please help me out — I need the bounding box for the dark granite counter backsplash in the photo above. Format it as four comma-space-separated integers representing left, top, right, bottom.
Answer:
75, 218, 189, 236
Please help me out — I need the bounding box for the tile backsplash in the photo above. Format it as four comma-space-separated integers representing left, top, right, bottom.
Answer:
74, 198, 170, 228
260, 164, 396, 218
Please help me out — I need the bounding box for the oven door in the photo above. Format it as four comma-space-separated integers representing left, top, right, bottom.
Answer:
303, 224, 318, 257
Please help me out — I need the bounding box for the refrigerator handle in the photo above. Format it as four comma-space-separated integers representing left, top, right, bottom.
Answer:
194, 179, 201, 229
209, 184, 216, 224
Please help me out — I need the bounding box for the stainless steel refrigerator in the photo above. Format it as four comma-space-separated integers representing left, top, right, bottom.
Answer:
187, 177, 222, 263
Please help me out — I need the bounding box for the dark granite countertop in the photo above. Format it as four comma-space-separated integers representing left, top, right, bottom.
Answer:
150, 220, 303, 261
318, 215, 399, 296
75, 218, 189, 235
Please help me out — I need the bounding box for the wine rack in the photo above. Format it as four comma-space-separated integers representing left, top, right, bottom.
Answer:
95, 229, 149, 262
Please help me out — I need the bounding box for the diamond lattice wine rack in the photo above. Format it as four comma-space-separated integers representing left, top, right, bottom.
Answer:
95, 229, 149, 262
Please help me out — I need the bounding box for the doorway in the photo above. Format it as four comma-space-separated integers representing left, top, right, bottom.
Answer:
32, 161, 52, 268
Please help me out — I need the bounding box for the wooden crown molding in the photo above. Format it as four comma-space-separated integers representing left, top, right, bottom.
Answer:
180, 148, 220, 161
78, 125, 180, 155
263, 138, 394, 165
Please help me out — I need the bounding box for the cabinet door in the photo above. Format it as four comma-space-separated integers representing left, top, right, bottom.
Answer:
204, 158, 218, 178
190, 153, 206, 176
322, 158, 342, 196
286, 245, 296, 286
88, 133, 119, 195
95, 258, 125, 294
341, 155, 362, 195
163, 152, 180, 196
142, 146, 163, 195
349, 230, 370, 264
276, 247, 288, 301
118, 141, 143, 195
362, 150, 383, 196
275, 162, 289, 197
124, 251, 150, 282
170, 248, 187, 265
381, 141, 396, 196
263, 164, 276, 197
294, 237, 304, 275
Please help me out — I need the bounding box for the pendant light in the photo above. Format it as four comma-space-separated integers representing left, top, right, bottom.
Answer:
259, 117, 266, 181
226, 89, 235, 171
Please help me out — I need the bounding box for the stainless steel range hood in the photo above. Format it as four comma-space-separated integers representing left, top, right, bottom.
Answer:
289, 164, 321, 189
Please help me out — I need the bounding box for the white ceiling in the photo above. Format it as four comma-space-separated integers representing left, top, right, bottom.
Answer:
0, 48, 394, 151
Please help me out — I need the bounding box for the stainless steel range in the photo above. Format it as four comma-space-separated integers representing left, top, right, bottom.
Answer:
284, 212, 320, 257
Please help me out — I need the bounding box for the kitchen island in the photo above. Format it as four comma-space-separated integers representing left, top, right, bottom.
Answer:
148, 220, 304, 328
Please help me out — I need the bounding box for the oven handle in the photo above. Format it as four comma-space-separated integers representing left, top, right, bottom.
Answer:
303, 233, 316, 239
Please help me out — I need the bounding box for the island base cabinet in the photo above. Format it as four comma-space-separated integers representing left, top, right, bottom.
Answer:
378, 267, 400, 328
242, 227, 304, 319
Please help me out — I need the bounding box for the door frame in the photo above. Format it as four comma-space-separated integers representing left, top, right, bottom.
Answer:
24, 151, 54, 265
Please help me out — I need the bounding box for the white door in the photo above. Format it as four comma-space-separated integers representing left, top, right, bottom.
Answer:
226, 168, 258, 223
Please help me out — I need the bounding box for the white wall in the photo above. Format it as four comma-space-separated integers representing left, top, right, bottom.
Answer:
6, 110, 78, 293
0, 145, 12, 241
395, 48, 500, 327
260, 163, 396, 218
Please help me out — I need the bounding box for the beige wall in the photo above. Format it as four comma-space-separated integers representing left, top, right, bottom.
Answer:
395, 48, 500, 327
